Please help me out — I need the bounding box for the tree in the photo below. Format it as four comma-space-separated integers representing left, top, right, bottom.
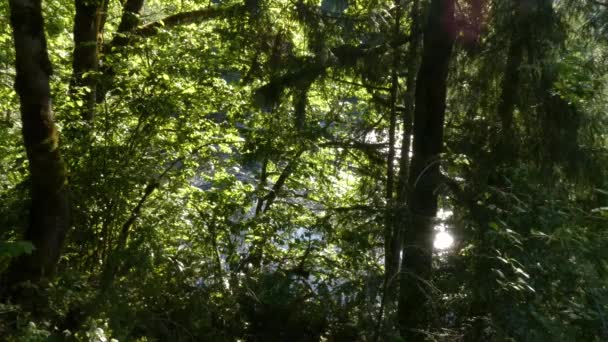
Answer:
1, 0, 608, 340
2, 0, 69, 292
398, 0, 455, 338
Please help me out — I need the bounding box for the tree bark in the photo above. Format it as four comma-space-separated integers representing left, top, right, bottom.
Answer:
379, 0, 421, 333
497, 38, 522, 145
103, 3, 246, 52
495, 0, 526, 159
109, 0, 145, 48
3, 0, 70, 288
396, 0, 420, 210
97, 0, 145, 103
383, 1, 401, 291
398, 0, 455, 339
131, 4, 247, 39
394, 0, 421, 268
374, 4, 403, 336
71, 0, 104, 121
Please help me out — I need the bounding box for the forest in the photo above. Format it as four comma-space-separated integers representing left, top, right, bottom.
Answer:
1, 0, 608, 340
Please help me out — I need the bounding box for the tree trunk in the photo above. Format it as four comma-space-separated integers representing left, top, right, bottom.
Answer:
497, 38, 522, 145
374, 4, 403, 336
3, 0, 69, 289
381, 0, 420, 332
112, 0, 145, 47
71, 0, 103, 121
396, 0, 420, 211
398, 0, 455, 339
394, 0, 421, 272
495, 1, 526, 160
393, 0, 421, 294
383, 0, 401, 302
97, 0, 145, 103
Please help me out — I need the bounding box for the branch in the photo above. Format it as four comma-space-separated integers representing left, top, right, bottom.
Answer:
133, 4, 245, 38
255, 157, 269, 216
105, 4, 246, 50
116, 180, 159, 250
107, 0, 145, 48
319, 139, 387, 150
328, 204, 378, 212
262, 150, 305, 213
328, 77, 391, 91
319, 139, 386, 164
101, 156, 184, 290
253, 38, 407, 109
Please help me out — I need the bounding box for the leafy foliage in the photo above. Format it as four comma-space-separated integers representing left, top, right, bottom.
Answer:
1, 0, 608, 340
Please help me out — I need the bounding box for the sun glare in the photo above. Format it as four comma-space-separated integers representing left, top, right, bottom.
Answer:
434, 231, 454, 250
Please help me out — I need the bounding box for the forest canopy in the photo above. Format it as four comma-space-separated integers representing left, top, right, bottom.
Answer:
1, 0, 608, 340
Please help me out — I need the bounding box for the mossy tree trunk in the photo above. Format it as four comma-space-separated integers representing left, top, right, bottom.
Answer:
3, 0, 70, 289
